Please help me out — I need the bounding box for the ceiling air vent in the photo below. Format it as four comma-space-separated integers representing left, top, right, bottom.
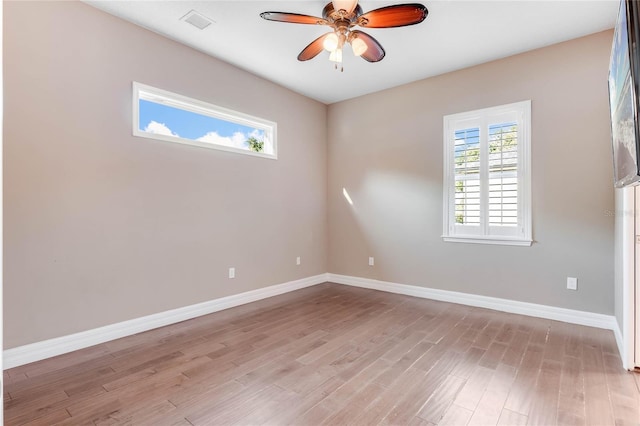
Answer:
181, 10, 213, 30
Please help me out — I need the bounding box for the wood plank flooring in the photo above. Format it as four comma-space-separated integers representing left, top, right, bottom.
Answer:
4, 283, 640, 425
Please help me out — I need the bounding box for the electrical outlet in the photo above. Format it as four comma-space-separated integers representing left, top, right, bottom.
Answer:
369, 257, 374, 266
567, 277, 577, 290
296, 256, 301, 266
229, 267, 235, 279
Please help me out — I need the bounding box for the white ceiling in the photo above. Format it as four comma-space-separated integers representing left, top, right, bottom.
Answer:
85, 0, 618, 104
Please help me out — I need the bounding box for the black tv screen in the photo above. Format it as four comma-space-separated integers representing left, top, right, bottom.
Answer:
609, 0, 640, 187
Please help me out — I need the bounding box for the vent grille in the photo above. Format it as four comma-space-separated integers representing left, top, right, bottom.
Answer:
181, 10, 213, 30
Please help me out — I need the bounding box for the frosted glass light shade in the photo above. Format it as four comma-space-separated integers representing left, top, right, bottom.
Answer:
332, 0, 357, 14
323, 33, 339, 52
329, 48, 343, 63
351, 37, 367, 56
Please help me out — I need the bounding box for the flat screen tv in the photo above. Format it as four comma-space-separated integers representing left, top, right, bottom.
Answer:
609, 0, 640, 187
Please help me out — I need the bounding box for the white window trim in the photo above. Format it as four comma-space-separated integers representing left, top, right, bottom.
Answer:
442, 100, 532, 246
132, 82, 277, 159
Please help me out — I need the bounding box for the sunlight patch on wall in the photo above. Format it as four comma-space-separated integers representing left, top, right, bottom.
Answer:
343, 187, 354, 205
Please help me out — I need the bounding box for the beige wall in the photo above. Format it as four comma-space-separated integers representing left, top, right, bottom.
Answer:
4, 1, 328, 348
4, 1, 617, 350
328, 31, 615, 315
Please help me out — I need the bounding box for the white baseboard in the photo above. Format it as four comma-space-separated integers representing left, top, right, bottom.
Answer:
327, 274, 617, 331
3, 274, 328, 370
5, 272, 620, 370
613, 322, 629, 370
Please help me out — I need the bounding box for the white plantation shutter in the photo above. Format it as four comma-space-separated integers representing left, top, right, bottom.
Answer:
443, 101, 531, 246
488, 123, 518, 227
454, 128, 481, 226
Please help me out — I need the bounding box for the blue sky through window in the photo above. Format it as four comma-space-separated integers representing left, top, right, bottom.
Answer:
454, 128, 480, 152
489, 122, 516, 136
138, 99, 269, 152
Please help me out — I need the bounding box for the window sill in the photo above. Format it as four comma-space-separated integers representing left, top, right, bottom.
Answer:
442, 236, 532, 246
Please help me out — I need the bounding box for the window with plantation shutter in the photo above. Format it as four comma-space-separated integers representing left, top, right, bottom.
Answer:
443, 101, 532, 246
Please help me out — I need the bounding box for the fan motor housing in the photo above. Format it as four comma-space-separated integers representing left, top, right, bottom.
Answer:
322, 2, 363, 22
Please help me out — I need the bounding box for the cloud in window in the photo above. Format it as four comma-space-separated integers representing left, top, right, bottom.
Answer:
144, 121, 179, 137
197, 131, 248, 149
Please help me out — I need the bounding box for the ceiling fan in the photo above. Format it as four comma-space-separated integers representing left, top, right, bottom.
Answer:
260, 0, 428, 71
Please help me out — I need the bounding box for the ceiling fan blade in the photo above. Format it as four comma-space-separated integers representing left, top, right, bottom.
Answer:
358, 3, 427, 28
351, 30, 385, 62
298, 33, 331, 61
260, 12, 328, 25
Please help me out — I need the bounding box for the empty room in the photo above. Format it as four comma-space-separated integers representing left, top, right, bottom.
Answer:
3, 0, 640, 425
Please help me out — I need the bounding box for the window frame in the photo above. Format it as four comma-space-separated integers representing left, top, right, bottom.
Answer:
132, 82, 277, 159
442, 100, 532, 246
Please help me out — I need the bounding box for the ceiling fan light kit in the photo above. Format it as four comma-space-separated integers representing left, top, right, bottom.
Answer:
260, 0, 428, 72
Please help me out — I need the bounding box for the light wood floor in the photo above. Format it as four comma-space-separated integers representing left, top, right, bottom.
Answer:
4, 283, 640, 425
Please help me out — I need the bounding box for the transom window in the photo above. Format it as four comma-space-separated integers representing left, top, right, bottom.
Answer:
133, 82, 277, 159
443, 101, 531, 246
